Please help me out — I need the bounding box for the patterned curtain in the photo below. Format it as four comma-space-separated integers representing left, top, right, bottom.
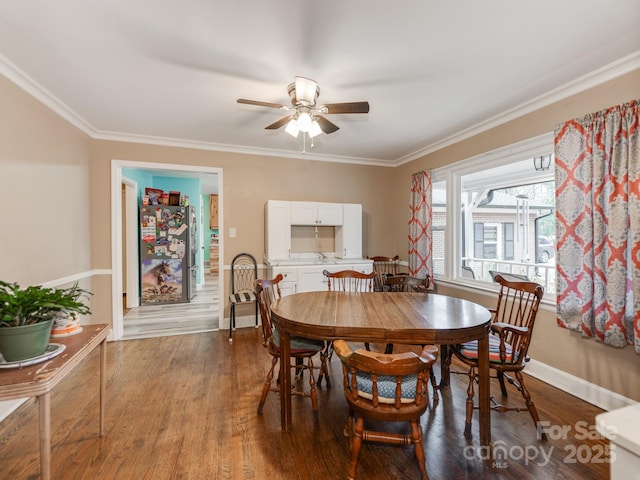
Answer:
554, 99, 640, 353
408, 171, 433, 281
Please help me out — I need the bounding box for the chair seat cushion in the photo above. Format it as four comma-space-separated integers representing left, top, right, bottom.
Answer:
229, 291, 256, 304
458, 335, 516, 363
349, 372, 419, 404
272, 329, 324, 353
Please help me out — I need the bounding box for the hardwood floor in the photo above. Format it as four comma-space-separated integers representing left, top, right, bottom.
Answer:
0, 329, 610, 479
123, 273, 220, 339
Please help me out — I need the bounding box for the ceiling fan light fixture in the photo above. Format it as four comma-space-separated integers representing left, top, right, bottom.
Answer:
297, 111, 312, 132
285, 119, 299, 137
309, 120, 322, 138
295, 76, 319, 105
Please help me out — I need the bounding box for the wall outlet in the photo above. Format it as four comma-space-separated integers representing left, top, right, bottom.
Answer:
229, 227, 236, 238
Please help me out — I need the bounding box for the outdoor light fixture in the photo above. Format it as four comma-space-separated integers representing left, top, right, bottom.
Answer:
533, 154, 552, 171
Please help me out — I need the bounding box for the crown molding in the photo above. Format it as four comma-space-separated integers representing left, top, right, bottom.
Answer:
93, 130, 394, 167
3, 50, 638, 168
0, 54, 95, 136
394, 50, 640, 166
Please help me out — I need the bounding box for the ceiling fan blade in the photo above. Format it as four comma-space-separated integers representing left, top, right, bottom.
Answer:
237, 98, 288, 109
322, 102, 370, 114
315, 115, 340, 134
294, 77, 319, 105
265, 116, 293, 130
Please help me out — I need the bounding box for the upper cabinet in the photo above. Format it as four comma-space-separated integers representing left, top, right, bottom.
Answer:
265, 200, 362, 261
209, 194, 219, 229
336, 204, 363, 258
290, 201, 344, 226
265, 200, 292, 260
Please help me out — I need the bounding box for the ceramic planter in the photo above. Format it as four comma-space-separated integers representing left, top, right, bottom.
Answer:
0, 319, 53, 362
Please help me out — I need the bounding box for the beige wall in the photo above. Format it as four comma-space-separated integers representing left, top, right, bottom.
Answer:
394, 68, 640, 402
0, 75, 93, 286
89, 141, 398, 320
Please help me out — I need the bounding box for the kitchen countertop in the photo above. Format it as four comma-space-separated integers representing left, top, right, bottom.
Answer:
265, 256, 373, 267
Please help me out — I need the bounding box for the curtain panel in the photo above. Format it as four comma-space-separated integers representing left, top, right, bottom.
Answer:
554, 99, 640, 352
408, 171, 433, 281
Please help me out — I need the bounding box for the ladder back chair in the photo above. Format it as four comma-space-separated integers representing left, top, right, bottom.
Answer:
368, 255, 401, 291
255, 274, 329, 424
228, 253, 258, 342
323, 269, 376, 293
443, 274, 545, 438
334, 340, 438, 480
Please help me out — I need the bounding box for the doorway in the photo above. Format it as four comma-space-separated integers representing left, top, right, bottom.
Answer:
111, 160, 224, 341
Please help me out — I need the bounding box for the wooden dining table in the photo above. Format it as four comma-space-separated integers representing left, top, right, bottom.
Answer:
270, 291, 493, 446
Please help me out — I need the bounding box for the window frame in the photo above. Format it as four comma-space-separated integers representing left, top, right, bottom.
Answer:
430, 133, 555, 302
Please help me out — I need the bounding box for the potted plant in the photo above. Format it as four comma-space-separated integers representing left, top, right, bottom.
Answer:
50, 283, 93, 337
0, 281, 92, 362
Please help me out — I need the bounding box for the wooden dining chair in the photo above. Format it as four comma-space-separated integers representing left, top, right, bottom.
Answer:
442, 274, 545, 438
323, 269, 376, 292
255, 274, 329, 424
334, 339, 438, 480
368, 255, 401, 291
385, 274, 430, 293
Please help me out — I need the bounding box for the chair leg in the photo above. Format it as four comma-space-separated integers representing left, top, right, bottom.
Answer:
428, 369, 439, 405
497, 371, 508, 397
258, 356, 278, 414
318, 341, 333, 387
410, 420, 429, 480
464, 367, 475, 438
439, 345, 451, 389
348, 416, 365, 480
229, 304, 235, 342
514, 370, 546, 440
254, 300, 259, 328
307, 357, 319, 425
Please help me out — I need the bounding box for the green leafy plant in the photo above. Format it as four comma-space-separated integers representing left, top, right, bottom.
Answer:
0, 281, 92, 327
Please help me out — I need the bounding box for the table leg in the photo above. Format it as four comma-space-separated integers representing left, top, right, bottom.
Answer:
38, 392, 51, 480
99, 338, 106, 436
279, 329, 292, 431
477, 330, 491, 446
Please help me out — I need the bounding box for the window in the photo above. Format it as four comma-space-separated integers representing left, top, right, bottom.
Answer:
431, 179, 446, 276
503, 223, 514, 260
431, 134, 556, 299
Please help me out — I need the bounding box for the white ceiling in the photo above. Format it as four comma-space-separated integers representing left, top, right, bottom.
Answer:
0, 1, 639, 166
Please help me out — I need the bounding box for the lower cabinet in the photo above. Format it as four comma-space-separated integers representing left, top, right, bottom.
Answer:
268, 266, 298, 296
268, 263, 373, 296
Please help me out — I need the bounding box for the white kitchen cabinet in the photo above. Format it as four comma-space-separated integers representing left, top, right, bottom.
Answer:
268, 266, 298, 296
336, 203, 363, 258
265, 201, 291, 260
297, 264, 349, 292
290, 201, 344, 226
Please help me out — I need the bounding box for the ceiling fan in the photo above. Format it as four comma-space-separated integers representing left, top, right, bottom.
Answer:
237, 76, 369, 139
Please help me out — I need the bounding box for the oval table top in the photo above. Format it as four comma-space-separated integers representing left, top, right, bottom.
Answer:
270, 291, 492, 345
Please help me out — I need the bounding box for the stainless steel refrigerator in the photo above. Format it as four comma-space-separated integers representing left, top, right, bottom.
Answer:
139, 205, 197, 305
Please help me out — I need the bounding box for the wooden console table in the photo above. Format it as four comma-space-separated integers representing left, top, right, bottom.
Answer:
0, 323, 110, 480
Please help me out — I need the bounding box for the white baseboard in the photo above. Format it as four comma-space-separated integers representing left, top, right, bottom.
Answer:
222, 313, 260, 331
526, 359, 637, 412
